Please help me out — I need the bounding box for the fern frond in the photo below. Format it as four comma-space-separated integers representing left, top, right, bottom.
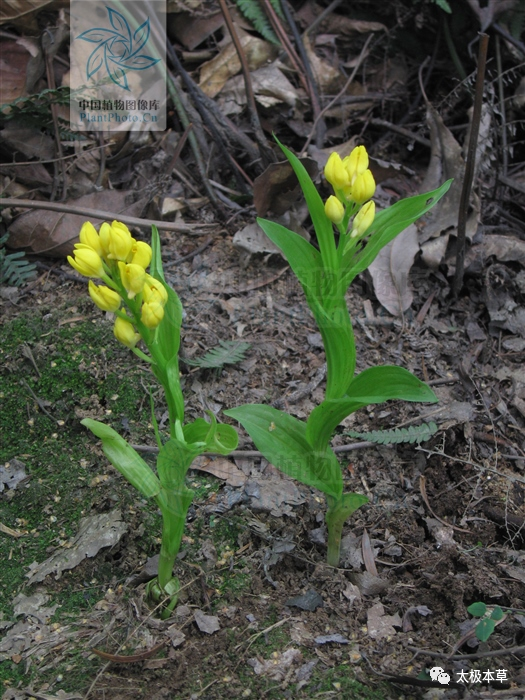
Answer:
345, 422, 438, 445
184, 341, 251, 369
0, 235, 37, 287
234, 0, 280, 44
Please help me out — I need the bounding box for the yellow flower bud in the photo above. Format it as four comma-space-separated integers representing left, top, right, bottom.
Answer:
114, 316, 140, 348
324, 195, 345, 224
141, 300, 165, 329
79, 222, 103, 257
343, 145, 369, 182
107, 221, 133, 261
131, 240, 152, 269
350, 201, 375, 239
67, 245, 105, 278
88, 280, 121, 311
350, 169, 375, 204
324, 152, 350, 190
118, 261, 146, 299
99, 222, 112, 258
143, 274, 168, 305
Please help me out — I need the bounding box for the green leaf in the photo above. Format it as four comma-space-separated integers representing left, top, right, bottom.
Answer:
149, 225, 183, 364
346, 422, 438, 445
475, 618, 496, 642
306, 366, 438, 451
225, 404, 343, 498
257, 217, 322, 301
156, 438, 201, 490
274, 136, 338, 275
184, 340, 251, 369
183, 411, 238, 454
234, 0, 280, 44
491, 606, 504, 621
467, 601, 487, 617
343, 180, 453, 287
81, 418, 161, 499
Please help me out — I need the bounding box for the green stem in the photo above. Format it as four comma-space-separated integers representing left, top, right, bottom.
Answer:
325, 492, 369, 567
157, 493, 190, 589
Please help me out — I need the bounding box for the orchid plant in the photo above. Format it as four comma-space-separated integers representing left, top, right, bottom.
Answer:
226, 138, 452, 567
68, 221, 238, 616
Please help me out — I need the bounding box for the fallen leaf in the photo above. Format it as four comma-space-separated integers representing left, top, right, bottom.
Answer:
219, 61, 298, 115
194, 608, 220, 634
26, 510, 128, 583
199, 33, 277, 98
368, 224, 419, 316
8, 191, 148, 256
366, 602, 402, 640
285, 589, 323, 611
315, 634, 349, 644
12, 592, 57, 623
248, 648, 302, 680
191, 456, 246, 487
253, 157, 318, 217
0, 458, 27, 492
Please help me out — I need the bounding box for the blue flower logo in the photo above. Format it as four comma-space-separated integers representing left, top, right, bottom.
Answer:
77, 6, 160, 91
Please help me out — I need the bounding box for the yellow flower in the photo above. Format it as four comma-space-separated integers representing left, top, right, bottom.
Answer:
67, 245, 105, 278
88, 281, 121, 311
118, 261, 146, 299
143, 274, 168, 305
99, 222, 112, 258
107, 221, 134, 261
324, 152, 350, 190
350, 169, 375, 204
324, 195, 345, 224
114, 316, 140, 348
79, 222, 103, 257
343, 145, 369, 182
350, 201, 375, 239
131, 240, 152, 269
141, 301, 165, 329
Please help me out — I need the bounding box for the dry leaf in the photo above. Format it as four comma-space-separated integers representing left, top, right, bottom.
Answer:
253, 157, 318, 216
191, 456, 246, 488
366, 602, 402, 640
25, 510, 128, 584
218, 61, 298, 115
8, 191, 147, 256
194, 609, 220, 634
419, 104, 481, 267
303, 34, 341, 92
169, 11, 224, 51
368, 224, 419, 316
199, 33, 277, 98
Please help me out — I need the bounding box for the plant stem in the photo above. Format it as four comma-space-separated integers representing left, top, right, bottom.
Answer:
157, 492, 191, 589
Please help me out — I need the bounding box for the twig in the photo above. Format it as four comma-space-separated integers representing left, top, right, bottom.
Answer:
495, 36, 508, 177
218, 0, 274, 167
407, 643, 525, 661
370, 118, 431, 149
281, 0, 325, 147
303, 0, 344, 36
163, 237, 213, 268
453, 33, 489, 296
419, 475, 472, 533
0, 198, 213, 234
302, 34, 374, 154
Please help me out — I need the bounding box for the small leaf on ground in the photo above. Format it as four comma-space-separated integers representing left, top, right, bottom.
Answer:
25, 510, 128, 583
